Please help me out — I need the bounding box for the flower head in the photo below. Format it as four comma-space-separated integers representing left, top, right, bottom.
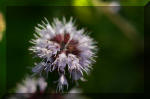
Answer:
16, 76, 47, 93
29, 17, 97, 91
8, 76, 47, 99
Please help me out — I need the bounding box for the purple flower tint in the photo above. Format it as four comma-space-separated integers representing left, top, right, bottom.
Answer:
29, 17, 97, 91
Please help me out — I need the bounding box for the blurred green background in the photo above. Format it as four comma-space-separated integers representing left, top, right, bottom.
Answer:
0, 0, 146, 98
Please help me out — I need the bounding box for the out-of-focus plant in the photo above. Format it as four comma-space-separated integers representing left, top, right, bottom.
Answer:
8, 76, 48, 99
0, 12, 5, 41
73, 0, 143, 48
72, 0, 121, 24
72, 0, 97, 24
92, 0, 143, 47
64, 88, 90, 99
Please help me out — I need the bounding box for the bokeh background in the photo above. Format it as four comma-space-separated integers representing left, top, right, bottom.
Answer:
0, 0, 146, 98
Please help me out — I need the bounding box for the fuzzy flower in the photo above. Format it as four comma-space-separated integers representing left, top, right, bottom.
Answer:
109, 1, 120, 13
8, 77, 48, 99
16, 77, 47, 93
29, 17, 97, 91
